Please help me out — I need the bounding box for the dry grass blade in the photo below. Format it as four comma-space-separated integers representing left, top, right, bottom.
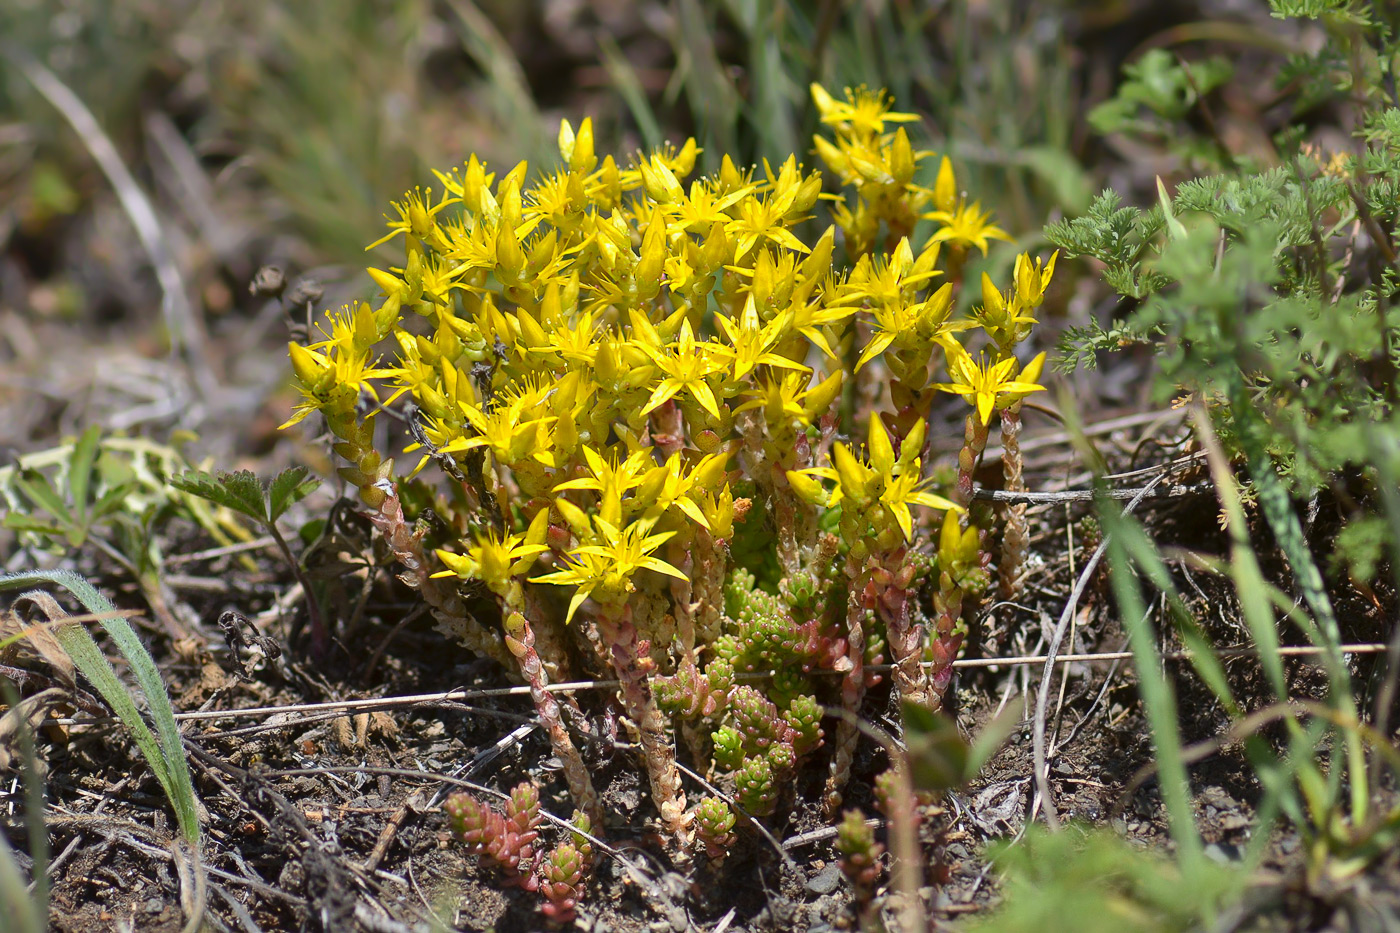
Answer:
1, 607, 74, 689
0, 686, 66, 774
0, 42, 211, 399
1031, 472, 1170, 829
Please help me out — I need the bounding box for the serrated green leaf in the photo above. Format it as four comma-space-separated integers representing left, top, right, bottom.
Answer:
267, 466, 320, 522
170, 469, 268, 523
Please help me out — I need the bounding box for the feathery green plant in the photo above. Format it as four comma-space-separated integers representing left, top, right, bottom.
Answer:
1040, 0, 1400, 895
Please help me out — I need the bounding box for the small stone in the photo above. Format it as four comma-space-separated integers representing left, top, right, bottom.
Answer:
1205, 841, 1242, 864
806, 862, 843, 895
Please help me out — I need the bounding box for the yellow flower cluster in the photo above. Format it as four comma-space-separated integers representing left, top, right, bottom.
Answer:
283, 84, 1057, 838
283, 81, 1059, 614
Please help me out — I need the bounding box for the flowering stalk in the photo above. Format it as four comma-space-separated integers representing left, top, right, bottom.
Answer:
282, 84, 1046, 856
436, 516, 601, 826
788, 414, 960, 810
980, 254, 1055, 600
866, 548, 931, 708
595, 600, 692, 844
998, 402, 1030, 600
825, 559, 871, 817
936, 343, 1046, 512
930, 512, 988, 697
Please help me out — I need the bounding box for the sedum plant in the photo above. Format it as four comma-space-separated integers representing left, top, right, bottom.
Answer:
444, 781, 595, 926
284, 84, 1052, 848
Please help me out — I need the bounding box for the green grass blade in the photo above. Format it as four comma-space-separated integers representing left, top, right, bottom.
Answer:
1226, 388, 1341, 660
0, 683, 47, 933
1195, 441, 1288, 699
748, 8, 797, 164
1116, 528, 1240, 716
14, 470, 73, 528
0, 570, 201, 844
67, 425, 101, 531
443, 0, 549, 168
676, 0, 740, 163
1100, 503, 1205, 880
0, 833, 43, 933
598, 34, 663, 151
1205, 402, 1367, 823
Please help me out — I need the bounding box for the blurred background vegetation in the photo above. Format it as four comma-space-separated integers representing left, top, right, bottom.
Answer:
0, 0, 1315, 457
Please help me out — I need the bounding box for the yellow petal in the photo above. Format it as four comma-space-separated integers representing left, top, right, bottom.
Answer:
688, 380, 721, 419
855, 330, 896, 372
641, 556, 690, 581
785, 470, 829, 507
867, 413, 894, 476
934, 156, 956, 214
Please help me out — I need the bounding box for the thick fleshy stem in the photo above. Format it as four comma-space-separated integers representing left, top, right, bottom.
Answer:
692, 527, 727, 647
443, 786, 540, 889
595, 602, 693, 848
522, 584, 586, 727
870, 550, 934, 709
887, 347, 936, 453
367, 485, 513, 669
667, 534, 698, 658
825, 560, 872, 817
930, 575, 964, 704
649, 397, 686, 458
836, 807, 884, 928
955, 412, 991, 510
502, 585, 602, 828
997, 404, 1029, 601
773, 476, 802, 579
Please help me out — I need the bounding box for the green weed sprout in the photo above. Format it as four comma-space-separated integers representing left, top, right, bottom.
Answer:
284, 84, 1052, 847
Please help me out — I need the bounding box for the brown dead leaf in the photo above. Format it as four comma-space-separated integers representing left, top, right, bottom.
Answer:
0, 604, 76, 689
0, 686, 67, 776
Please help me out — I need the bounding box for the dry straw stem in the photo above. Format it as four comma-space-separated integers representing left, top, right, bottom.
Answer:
1033, 471, 1173, 829
40, 642, 1377, 733
0, 43, 212, 400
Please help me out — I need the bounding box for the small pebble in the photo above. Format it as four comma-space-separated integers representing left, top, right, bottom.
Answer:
806, 862, 843, 895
